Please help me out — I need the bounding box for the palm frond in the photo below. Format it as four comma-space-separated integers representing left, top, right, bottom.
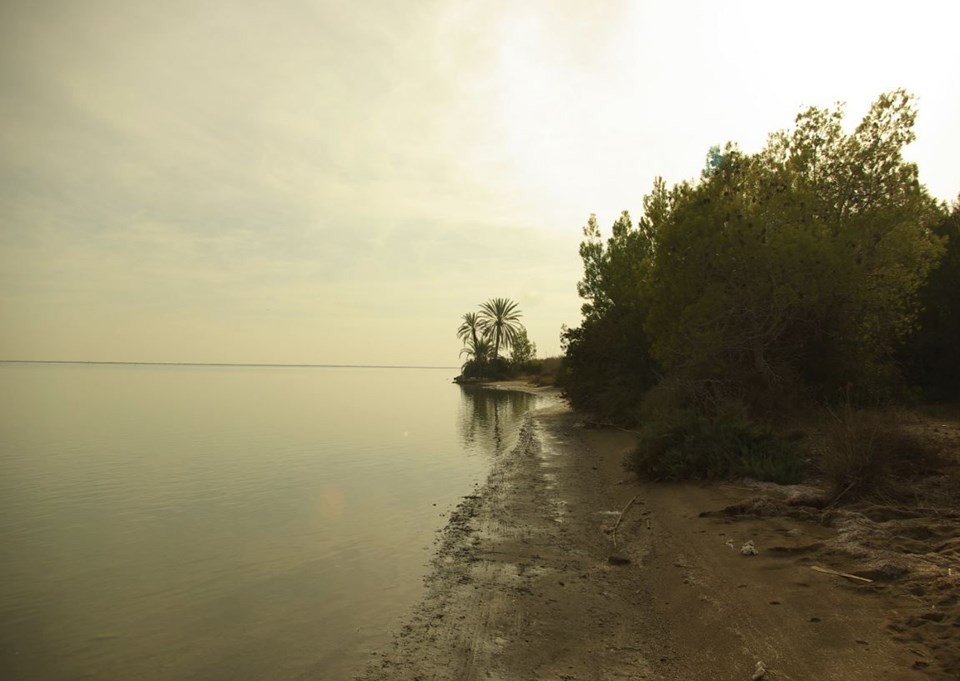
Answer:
457, 312, 482, 345
477, 297, 524, 359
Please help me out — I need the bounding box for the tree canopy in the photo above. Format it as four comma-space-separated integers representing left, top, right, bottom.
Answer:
901, 198, 960, 399
478, 298, 523, 361
562, 90, 949, 420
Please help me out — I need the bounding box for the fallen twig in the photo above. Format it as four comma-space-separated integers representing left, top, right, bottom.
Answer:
820, 481, 856, 521
612, 493, 642, 548
811, 565, 873, 583
584, 419, 641, 435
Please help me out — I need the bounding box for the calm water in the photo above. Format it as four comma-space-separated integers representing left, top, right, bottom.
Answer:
0, 363, 545, 680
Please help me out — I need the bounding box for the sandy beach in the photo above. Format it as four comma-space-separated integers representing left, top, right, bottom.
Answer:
356, 396, 960, 681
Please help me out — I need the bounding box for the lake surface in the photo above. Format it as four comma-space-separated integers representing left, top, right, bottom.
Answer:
0, 363, 547, 680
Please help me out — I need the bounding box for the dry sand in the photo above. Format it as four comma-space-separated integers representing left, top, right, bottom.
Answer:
356, 400, 959, 680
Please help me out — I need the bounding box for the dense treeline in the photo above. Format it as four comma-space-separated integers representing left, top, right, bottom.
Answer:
900, 200, 960, 399
560, 91, 958, 482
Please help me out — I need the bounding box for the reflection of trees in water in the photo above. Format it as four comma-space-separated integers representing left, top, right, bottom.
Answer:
457, 387, 538, 455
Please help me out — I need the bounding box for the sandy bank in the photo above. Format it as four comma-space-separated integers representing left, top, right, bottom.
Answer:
454, 378, 560, 397
356, 404, 958, 680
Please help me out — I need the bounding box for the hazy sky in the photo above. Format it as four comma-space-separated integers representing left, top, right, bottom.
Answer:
2, 0, 958, 365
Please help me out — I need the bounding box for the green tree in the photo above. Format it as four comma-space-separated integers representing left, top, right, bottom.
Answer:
509, 327, 537, 366
478, 298, 523, 361
902, 198, 960, 398
563, 90, 945, 421
561, 207, 662, 421
459, 336, 492, 378
645, 90, 944, 402
457, 312, 483, 349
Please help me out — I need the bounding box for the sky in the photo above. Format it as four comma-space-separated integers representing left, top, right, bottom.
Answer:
1, 0, 958, 366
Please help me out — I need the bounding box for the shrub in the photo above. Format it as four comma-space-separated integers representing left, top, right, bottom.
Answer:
821, 407, 941, 499
629, 404, 805, 484
457, 356, 513, 381
525, 356, 563, 386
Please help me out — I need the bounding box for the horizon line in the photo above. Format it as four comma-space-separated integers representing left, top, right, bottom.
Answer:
0, 359, 459, 370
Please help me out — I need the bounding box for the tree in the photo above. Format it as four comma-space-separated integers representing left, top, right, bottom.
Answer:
457, 312, 483, 349
564, 90, 946, 420
561, 208, 662, 421
509, 327, 537, 366
478, 298, 523, 361
645, 90, 945, 402
459, 336, 492, 378
902, 198, 960, 398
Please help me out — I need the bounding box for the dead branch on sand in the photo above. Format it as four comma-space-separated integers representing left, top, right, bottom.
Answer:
811, 565, 873, 583
584, 420, 642, 435
612, 493, 642, 548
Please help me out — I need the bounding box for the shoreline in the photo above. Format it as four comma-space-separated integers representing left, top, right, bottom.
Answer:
356, 402, 957, 680
452, 377, 559, 393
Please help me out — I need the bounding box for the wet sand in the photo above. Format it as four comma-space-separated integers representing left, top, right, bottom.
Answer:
356, 401, 959, 680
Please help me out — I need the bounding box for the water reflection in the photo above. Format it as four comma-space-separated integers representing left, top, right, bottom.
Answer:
457, 386, 542, 455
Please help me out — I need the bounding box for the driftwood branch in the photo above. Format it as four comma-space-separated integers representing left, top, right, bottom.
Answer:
612, 493, 642, 548
811, 565, 873, 583
823, 481, 856, 513
584, 420, 642, 435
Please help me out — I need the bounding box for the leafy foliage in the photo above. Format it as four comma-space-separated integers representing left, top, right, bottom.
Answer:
560, 208, 663, 422
647, 91, 944, 402
458, 335, 491, 378
628, 404, 805, 484
901, 199, 960, 399
564, 90, 946, 424
456, 298, 529, 381
509, 327, 537, 368
562, 90, 950, 482
560, 306, 655, 423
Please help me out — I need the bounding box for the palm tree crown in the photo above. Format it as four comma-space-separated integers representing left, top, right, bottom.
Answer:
478, 297, 523, 360
457, 312, 482, 349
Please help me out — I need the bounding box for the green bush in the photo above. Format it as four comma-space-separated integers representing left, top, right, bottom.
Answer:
458, 356, 513, 381
629, 405, 805, 483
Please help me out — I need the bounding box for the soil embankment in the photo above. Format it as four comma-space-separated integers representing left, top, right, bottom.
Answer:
357, 403, 958, 680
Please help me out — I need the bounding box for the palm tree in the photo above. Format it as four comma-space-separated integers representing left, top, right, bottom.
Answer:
459, 336, 491, 377
457, 312, 483, 350
478, 298, 523, 361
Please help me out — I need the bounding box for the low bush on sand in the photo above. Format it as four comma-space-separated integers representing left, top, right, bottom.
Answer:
629, 404, 805, 484
822, 407, 941, 499
530, 356, 563, 386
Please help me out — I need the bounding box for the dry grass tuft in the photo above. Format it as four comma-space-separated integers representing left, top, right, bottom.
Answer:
822, 407, 942, 500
